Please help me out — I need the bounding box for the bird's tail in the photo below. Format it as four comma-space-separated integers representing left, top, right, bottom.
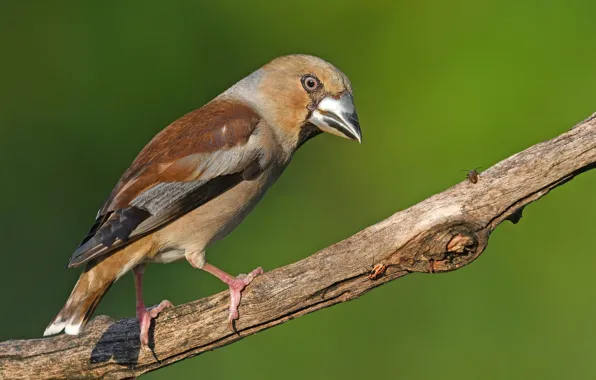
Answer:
44, 265, 114, 336
44, 237, 152, 336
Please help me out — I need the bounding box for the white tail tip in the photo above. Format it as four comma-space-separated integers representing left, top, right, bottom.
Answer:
43, 321, 66, 336
44, 319, 82, 336
64, 322, 82, 335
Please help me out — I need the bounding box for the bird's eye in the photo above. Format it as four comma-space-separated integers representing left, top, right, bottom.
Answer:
301, 74, 320, 92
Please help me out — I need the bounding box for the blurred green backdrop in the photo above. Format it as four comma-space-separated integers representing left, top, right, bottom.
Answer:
1, 1, 595, 379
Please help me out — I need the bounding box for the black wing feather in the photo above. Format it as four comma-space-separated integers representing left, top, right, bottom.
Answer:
68, 207, 151, 267
67, 173, 244, 268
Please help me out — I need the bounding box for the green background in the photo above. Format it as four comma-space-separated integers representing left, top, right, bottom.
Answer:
1, 1, 595, 379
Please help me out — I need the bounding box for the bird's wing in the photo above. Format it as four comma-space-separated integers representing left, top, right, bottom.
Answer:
68, 99, 265, 268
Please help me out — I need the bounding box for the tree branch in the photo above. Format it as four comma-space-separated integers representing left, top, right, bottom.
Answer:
1, 114, 595, 380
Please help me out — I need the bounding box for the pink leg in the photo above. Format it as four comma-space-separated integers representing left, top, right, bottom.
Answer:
133, 264, 173, 348
201, 263, 263, 329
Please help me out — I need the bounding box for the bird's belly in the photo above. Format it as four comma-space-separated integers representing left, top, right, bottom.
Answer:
150, 167, 281, 262
148, 248, 185, 264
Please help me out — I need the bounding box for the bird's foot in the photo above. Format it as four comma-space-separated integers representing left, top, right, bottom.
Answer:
226, 267, 263, 329
137, 299, 173, 349
197, 263, 264, 331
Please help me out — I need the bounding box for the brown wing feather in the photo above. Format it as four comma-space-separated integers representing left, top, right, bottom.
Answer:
101, 99, 260, 213
68, 99, 261, 268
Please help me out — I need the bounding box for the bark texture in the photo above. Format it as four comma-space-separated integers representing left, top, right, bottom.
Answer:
1, 113, 595, 379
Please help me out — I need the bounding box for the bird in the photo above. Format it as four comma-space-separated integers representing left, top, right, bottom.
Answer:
43, 54, 362, 348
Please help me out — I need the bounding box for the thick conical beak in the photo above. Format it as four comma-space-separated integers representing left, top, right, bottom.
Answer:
309, 92, 362, 143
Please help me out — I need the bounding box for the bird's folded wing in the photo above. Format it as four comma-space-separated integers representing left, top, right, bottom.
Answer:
68, 100, 264, 268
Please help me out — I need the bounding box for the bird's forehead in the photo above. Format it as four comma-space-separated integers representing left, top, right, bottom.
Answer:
313, 66, 351, 94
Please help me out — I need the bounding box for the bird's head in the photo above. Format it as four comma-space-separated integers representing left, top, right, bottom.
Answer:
233, 54, 362, 149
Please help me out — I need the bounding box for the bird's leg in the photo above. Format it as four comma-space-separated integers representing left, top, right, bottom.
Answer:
201, 263, 263, 328
133, 264, 173, 348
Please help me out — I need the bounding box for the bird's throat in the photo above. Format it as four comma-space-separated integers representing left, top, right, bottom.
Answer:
296, 123, 322, 149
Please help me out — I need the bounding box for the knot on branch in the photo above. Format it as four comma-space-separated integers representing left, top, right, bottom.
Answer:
430, 227, 484, 273
446, 233, 476, 253
388, 223, 487, 274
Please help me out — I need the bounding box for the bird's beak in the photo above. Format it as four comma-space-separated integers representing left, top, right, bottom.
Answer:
309, 92, 362, 143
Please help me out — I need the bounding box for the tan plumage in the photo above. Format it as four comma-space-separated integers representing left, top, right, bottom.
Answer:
45, 54, 362, 345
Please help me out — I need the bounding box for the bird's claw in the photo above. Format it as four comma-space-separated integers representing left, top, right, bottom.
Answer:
148, 300, 173, 319
138, 299, 173, 350
226, 267, 263, 331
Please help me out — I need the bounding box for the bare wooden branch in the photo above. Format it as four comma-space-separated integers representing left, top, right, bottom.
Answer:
1, 114, 595, 380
